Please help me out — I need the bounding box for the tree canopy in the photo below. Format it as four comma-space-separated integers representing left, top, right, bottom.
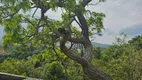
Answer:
0, 0, 113, 80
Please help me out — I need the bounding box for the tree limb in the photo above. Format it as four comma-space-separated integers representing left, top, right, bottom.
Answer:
81, 0, 92, 7
75, 11, 89, 40
74, 17, 82, 27
32, 8, 38, 17
60, 36, 88, 66
73, 0, 93, 40
68, 37, 84, 44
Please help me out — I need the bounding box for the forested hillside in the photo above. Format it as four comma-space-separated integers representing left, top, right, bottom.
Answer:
0, 35, 142, 80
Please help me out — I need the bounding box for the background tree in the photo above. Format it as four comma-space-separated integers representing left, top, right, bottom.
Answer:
0, 0, 112, 80
92, 34, 142, 80
128, 35, 142, 50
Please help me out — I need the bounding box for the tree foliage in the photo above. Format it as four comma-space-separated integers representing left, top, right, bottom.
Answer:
0, 35, 142, 80
92, 35, 142, 80
0, 0, 112, 80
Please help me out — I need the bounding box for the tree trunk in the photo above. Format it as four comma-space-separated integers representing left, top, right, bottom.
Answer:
58, 0, 113, 79
82, 62, 112, 80
59, 36, 113, 80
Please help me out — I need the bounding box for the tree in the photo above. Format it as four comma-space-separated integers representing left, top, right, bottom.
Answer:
0, 0, 112, 80
128, 35, 142, 50
92, 35, 142, 80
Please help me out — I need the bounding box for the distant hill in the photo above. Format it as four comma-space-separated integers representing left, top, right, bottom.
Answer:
92, 42, 110, 48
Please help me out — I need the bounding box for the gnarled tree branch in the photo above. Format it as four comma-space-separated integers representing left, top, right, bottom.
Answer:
75, 11, 89, 40
60, 35, 88, 67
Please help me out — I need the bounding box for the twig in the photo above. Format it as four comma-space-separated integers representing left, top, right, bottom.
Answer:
68, 42, 74, 50
74, 18, 82, 27
2, 8, 21, 18
32, 8, 38, 17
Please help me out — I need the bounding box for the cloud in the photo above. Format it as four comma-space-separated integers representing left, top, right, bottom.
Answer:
120, 24, 142, 36
87, 0, 142, 32
93, 34, 116, 44
102, 28, 117, 36
87, 0, 142, 44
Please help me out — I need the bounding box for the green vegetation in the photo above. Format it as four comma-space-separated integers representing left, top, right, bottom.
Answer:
92, 35, 142, 80
0, 35, 142, 80
0, 0, 142, 80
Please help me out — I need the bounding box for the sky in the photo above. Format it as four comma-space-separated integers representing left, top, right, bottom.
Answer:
0, 0, 142, 44
87, 0, 142, 44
